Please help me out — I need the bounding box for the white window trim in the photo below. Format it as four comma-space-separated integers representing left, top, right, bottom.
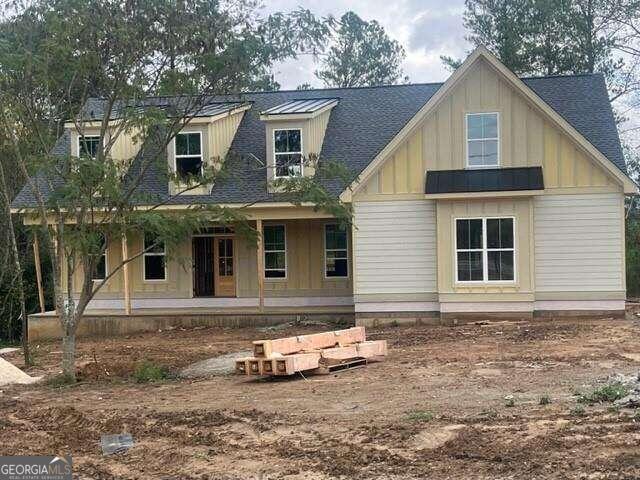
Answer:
143, 234, 167, 282
273, 128, 304, 179
263, 223, 287, 280
454, 216, 516, 284
465, 112, 500, 169
323, 223, 349, 279
173, 131, 204, 178
78, 134, 101, 159
92, 234, 108, 282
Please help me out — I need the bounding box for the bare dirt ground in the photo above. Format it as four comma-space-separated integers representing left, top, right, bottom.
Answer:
2, 311, 640, 479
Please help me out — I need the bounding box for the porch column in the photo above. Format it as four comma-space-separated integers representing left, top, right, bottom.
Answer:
256, 219, 264, 312
33, 233, 45, 314
121, 232, 131, 315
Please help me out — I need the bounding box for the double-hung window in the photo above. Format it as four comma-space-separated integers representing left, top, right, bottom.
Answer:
324, 224, 348, 278
274, 129, 302, 178
79, 135, 100, 159
174, 132, 203, 180
143, 234, 166, 281
466, 113, 499, 168
92, 232, 108, 281
263, 225, 286, 278
456, 218, 514, 282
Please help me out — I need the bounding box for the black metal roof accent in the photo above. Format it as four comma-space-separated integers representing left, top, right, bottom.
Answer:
425, 166, 544, 194
261, 98, 339, 115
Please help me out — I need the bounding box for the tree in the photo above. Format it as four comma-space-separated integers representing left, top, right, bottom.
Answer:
0, 0, 351, 381
315, 11, 408, 87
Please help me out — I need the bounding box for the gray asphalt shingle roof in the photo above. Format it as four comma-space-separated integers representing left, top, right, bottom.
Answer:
12, 73, 627, 208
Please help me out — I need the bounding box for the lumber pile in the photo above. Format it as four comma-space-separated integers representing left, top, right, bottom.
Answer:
235, 326, 387, 376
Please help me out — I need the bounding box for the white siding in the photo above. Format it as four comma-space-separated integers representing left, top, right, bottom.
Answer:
534, 193, 624, 292
353, 200, 437, 294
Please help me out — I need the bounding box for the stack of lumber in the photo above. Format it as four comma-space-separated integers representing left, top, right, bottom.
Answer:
235, 326, 387, 376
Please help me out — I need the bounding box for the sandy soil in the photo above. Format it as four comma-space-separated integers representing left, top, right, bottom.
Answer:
2, 313, 640, 479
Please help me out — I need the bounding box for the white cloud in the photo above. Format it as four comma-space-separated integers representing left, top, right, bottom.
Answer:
262, 0, 470, 89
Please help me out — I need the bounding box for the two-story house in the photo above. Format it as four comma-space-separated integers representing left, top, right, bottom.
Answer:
12, 47, 638, 337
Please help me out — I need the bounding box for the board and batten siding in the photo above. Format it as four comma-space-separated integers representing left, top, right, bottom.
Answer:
353, 200, 437, 296
534, 193, 624, 292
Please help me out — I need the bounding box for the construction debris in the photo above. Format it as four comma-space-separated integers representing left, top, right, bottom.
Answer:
101, 433, 135, 455
235, 327, 387, 377
0, 357, 41, 387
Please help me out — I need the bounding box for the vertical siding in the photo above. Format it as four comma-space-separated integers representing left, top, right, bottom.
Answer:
208, 111, 245, 163
534, 194, 624, 291
353, 200, 437, 294
355, 57, 620, 198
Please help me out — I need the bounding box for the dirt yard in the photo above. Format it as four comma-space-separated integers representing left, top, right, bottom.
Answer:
2, 311, 640, 479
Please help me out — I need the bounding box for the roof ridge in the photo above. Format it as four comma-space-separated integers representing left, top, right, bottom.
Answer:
520, 72, 601, 80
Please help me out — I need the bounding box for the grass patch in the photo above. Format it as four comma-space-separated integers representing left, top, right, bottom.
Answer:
577, 382, 628, 405
539, 395, 552, 405
132, 360, 170, 383
405, 410, 434, 422
570, 405, 586, 417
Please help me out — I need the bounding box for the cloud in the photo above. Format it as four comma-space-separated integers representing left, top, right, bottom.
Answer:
263, 0, 470, 88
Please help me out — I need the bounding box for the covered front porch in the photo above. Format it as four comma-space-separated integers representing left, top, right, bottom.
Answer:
29, 207, 355, 338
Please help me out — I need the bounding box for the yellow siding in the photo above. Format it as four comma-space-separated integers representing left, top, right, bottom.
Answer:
354, 57, 622, 199
70, 127, 142, 163
207, 111, 245, 164
436, 197, 534, 296
74, 219, 352, 300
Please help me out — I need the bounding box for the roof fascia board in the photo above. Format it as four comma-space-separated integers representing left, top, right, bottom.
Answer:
340, 46, 637, 201
423, 189, 544, 200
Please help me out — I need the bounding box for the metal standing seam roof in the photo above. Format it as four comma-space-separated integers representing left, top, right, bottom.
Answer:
261, 98, 339, 115
425, 167, 544, 194
11, 73, 627, 209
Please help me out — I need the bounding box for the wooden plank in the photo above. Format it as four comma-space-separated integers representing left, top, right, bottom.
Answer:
256, 219, 264, 312
335, 327, 366, 346
274, 352, 321, 375
320, 345, 358, 364
355, 340, 388, 358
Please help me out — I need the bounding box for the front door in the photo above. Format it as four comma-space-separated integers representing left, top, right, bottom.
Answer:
214, 237, 235, 297
193, 237, 215, 297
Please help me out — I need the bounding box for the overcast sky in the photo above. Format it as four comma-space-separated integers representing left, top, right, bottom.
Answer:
263, 0, 470, 89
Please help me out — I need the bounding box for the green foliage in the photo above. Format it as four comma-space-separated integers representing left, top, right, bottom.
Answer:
405, 410, 434, 422
452, 0, 633, 95
577, 382, 629, 404
315, 11, 407, 87
570, 405, 586, 416
133, 360, 170, 383
539, 395, 552, 405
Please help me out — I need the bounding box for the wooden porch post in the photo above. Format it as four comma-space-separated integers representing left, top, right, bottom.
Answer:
121, 232, 131, 315
33, 234, 45, 314
256, 219, 264, 312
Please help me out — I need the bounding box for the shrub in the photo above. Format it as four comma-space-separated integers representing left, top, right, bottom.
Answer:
577, 383, 628, 405
406, 410, 434, 422
539, 395, 551, 405
133, 360, 169, 383
570, 405, 586, 416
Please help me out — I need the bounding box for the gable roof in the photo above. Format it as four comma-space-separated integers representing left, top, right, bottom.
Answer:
11, 53, 632, 209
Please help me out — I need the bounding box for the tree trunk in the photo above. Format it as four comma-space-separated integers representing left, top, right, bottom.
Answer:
61, 318, 76, 379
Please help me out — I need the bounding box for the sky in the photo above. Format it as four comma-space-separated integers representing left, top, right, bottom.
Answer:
262, 0, 470, 89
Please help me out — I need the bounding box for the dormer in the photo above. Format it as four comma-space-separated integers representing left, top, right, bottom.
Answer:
260, 98, 338, 188
168, 102, 251, 195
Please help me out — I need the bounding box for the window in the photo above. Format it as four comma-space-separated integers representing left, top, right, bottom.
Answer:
174, 132, 202, 180
143, 234, 166, 281
325, 224, 348, 278
456, 218, 514, 282
92, 232, 107, 281
466, 113, 499, 168
79, 135, 100, 159
263, 225, 286, 278
274, 129, 302, 178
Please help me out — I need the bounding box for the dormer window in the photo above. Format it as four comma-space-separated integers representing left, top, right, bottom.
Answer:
79, 135, 100, 159
466, 113, 499, 168
274, 129, 302, 178
174, 132, 203, 180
